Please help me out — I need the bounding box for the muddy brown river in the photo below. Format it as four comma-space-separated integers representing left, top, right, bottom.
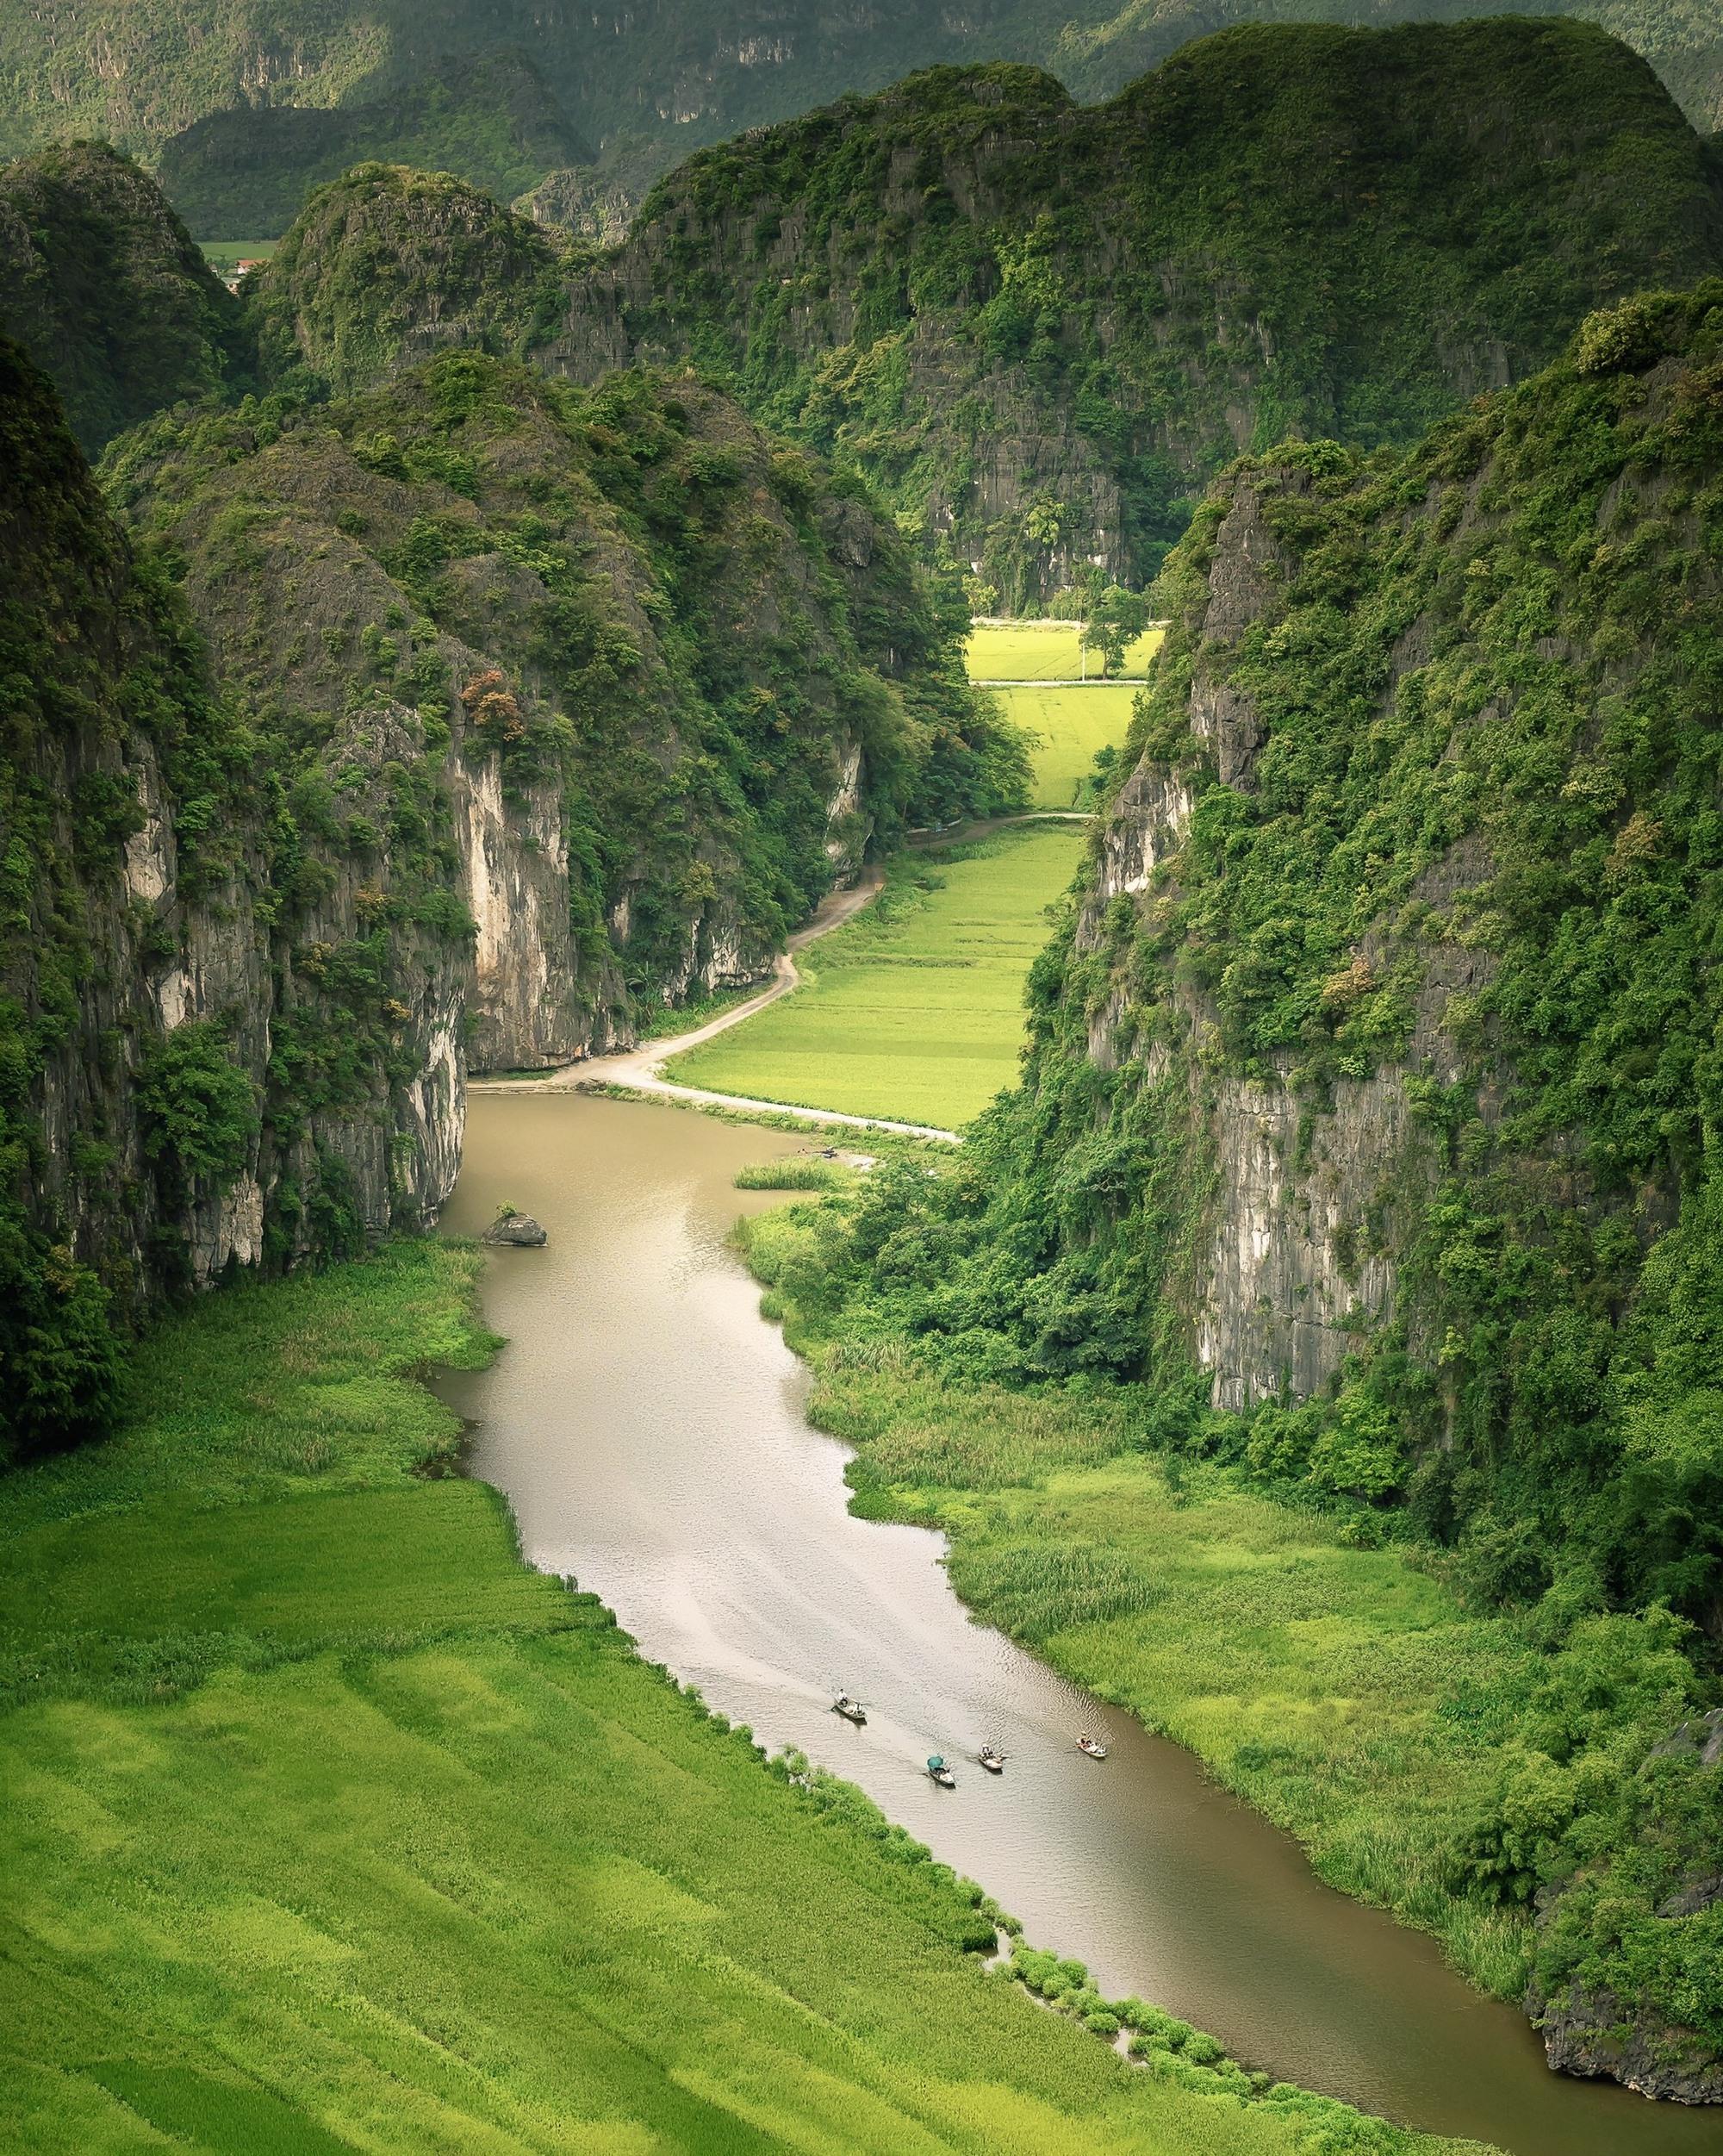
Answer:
439, 1091, 1723, 2156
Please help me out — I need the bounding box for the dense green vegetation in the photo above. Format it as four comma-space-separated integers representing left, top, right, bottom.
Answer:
158, 48, 590, 239
239, 162, 569, 395
569, 20, 1723, 602
0, 1237, 1482, 2155
732, 290, 1723, 2082
106, 346, 1023, 987
0, 0, 1716, 184
0, 142, 249, 454
0, 143, 1026, 1465
0, 333, 241, 1465
670, 829, 1083, 1128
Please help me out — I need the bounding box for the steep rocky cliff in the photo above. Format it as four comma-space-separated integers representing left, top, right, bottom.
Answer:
800, 283, 1723, 2089
546, 20, 1723, 605
3, 313, 1015, 1465
1, 333, 273, 1460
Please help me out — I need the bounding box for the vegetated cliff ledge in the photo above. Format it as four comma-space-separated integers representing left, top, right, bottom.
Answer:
1, 320, 1019, 1469
544, 18, 1723, 608
768, 284, 1723, 2094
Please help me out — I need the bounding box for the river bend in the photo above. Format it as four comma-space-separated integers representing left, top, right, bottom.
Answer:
439, 1093, 1723, 2156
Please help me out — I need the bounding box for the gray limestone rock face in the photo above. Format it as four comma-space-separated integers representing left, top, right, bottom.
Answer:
1530, 1983, 1723, 2105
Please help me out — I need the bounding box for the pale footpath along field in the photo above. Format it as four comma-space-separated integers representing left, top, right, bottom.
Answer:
966, 621, 1165, 682
1002, 682, 1140, 809
668, 830, 1086, 1129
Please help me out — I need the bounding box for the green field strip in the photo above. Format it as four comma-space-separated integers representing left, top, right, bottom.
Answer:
667, 829, 1087, 1129
966, 623, 1165, 682
994, 682, 1139, 808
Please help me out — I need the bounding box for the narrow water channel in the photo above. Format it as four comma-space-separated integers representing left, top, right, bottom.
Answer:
439, 1092, 1723, 2156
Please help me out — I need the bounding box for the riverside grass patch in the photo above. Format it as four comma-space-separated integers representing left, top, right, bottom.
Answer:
0, 1238, 1478, 2156
740, 1196, 1716, 2017
668, 828, 1086, 1130
966, 623, 1164, 682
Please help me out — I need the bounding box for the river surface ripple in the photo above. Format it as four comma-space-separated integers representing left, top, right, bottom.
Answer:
440, 1093, 1723, 2156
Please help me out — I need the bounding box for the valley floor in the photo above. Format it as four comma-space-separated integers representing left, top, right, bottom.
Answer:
666, 828, 1085, 1130
732, 1275, 1537, 2003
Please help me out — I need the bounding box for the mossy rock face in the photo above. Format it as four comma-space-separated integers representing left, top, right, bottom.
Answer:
552, 19, 1723, 606
0, 141, 248, 454
244, 163, 568, 396
0, 317, 1024, 1467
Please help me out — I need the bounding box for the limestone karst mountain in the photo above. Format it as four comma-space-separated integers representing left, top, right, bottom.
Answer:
548, 21, 1723, 605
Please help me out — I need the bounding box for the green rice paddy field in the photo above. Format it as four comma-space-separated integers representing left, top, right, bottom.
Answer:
965, 622, 1165, 682
0, 1241, 1465, 2156
1005, 682, 1140, 809
668, 829, 1085, 1129
197, 240, 277, 275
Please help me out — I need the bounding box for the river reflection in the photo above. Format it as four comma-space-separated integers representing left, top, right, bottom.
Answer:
440, 1092, 1723, 2156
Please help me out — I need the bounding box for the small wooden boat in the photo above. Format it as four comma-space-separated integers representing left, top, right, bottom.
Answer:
1076, 1734, 1109, 1760
926, 1754, 957, 1787
978, 1745, 1006, 1774
832, 1693, 867, 1725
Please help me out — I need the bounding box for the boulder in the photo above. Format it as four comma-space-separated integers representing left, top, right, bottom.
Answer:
483, 1212, 546, 1247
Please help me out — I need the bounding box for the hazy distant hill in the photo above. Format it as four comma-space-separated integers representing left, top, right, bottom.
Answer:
156, 48, 592, 240
1, 0, 1719, 224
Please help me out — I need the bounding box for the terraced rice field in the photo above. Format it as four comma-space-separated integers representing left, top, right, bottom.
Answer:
667, 828, 1086, 1129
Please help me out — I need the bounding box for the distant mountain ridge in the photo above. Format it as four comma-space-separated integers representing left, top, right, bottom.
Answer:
545, 20, 1723, 605
0, 0, 1720, 221
156, 47, 593, 240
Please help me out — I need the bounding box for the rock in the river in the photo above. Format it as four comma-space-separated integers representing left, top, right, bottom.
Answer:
1530, 1982, 1723, 2104
484, 1212, 547, 1247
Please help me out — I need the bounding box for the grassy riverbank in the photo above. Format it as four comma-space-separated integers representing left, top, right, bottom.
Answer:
0, 1240, 1485, 2154
668, 829, 1085, 1130
741, 1193, 1713, 2025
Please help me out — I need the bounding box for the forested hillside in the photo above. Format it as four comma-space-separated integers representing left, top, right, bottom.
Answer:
551, 21, 1723, 608
0, 177, 1016, 1465
0, 143, 248, 454
755, 283, 1723, 2094
0, 0, 1719, 187
239, 163, 568, 394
